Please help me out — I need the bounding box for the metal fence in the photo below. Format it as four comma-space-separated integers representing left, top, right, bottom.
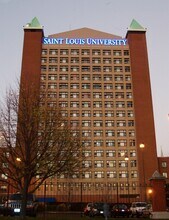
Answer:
0, 182, 153, 206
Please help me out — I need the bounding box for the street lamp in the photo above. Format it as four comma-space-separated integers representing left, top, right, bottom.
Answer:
125, 155, 130, 203
139, 143, 146, 201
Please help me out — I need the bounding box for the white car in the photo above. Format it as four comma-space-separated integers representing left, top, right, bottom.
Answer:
130, 202, 147, 217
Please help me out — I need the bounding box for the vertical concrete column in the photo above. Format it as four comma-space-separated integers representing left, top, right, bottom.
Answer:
150, 171, 166, 211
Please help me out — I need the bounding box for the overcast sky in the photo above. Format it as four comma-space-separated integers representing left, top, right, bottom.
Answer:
0, 0, 169, 156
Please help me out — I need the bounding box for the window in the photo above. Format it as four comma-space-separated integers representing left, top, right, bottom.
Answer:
60, 66, 68, 72
114, 66, 123, 72
92, 49, 101, 55
106, 160, 116, 167
94, 140, 103, 147
105, 111, 114, 117
94, 130, 103, 137
113, 50, 122, 56
93, 111, 102, 117
82, 140, 91, 147
82, 161, 92, 168
59, 92, 68, 98
127, 101, 133, 108
130, 150, 136, 157
103, 50, 111, 55
70, 111, 79, 117
49, 57, 57, 63
93, 75, 101, 80
82, 57, 90, 63
82, 74, 90, 80
60, 49, 68, 55
82, 102, 90, 108
48, 74, 57, 80
124, 50, 129, 56
94, 161, 104, 168
117, 139, 127, 147
71, 66, 79, 72
94, 150, 104, 157
41, 58, 47, 63
162, 162, 167, 168
92, 58, 101, 64
107, 171, 116, 178
82, 66, 90, 72
82, 131, 91, 137
115, 75, 123, 81
83, 150, 92, 157
125, 66, 130, 72
82, 121, 91, 127
71, 121, 79, 127
94, 121, 103, 127
119, 171, 127, 178
117, 120, 126, 127
48, 83, 57, 89
59, 102, 68, 108
106, 150, 116, 157
82, 172, 92, 179
60, 58, 68, 63
59, 83, 68, 89
103, 67, 112, 72
105, 120, 114, 127
115, 83, 124, 90
92, 66, 101, 72
116, 102, 125, 108
70, 92, 79, 98
82, 49, 90, 55
105, 101, 113, 108
59, 74, 68, 80
115, 92, 124, 99
125, 75, 131, 81
114, 58, 122, 64
42, 49, 47, 55
71, 49, 79, 55
104, 92, 113, 98
106, 140, 115, 147
70, 83, 79, 89
93, 84, 102, 89
94, 172, 104, 178
93, 102, 102, 108
126, 92, 132, 99
129, 139, 136, 147
82, 93, 90, 98
104, 84, 113, 90
49, 49, 58, 55
162, 172, 168, 178
70, 101, 79, 108
103, 58, 111, 64
116, 110, 125, 117
117, 130, 126, 137
71, 58, 79, 63
93, 93, 102, 99
82, 111, 91, 117
131, 171, 137, 178
82, 84, 90, 89
106, 130, 115, 137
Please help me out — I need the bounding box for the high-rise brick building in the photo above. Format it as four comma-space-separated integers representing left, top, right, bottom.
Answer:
19, 17, 159, 202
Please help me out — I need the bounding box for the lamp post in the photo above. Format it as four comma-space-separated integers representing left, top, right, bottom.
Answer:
125, 155, 130, 204
139, 143, 146, 201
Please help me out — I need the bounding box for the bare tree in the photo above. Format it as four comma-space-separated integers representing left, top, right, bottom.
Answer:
0, 85, 84, 217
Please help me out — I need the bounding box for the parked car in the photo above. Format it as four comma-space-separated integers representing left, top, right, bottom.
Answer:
83, 202, 93, 216
142, 204, 153, 217
111, 203, 132, 217
89, 202, 105, 217
3, 193, 38, 217
130, 201, 147, 217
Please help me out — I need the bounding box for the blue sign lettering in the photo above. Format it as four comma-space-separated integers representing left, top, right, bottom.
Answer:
43, 37, 127, 46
